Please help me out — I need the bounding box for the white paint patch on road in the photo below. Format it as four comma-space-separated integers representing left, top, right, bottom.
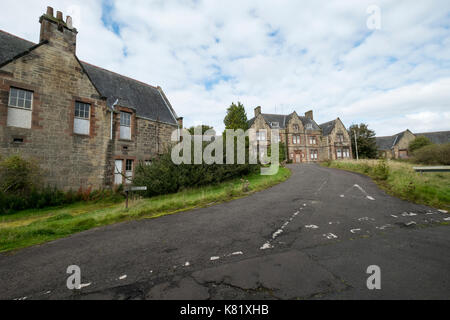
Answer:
438, 210, 448, 214
323, 233, 338, 240
340, 195, 345, 198
402, 212, 417, 217
358, 217, 375, 222
391, 215, 398, 218
210, 256, 220, 261
184, 262, 191, 267
376, 224, 393, 230
350, 229, 362, 234
230, 251, 243, 256
305, 225, 319, 229
260, 242, 274, 250
443, 217, 450, 221
119, 275, 127, 280
366, 196, 375, 201
426, 212, 434, 215
77, 283, 92, 289
405, 221, 417, 227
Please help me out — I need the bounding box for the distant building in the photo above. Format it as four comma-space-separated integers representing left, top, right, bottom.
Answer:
376, 130, 450, 159
248, 107, 353, 163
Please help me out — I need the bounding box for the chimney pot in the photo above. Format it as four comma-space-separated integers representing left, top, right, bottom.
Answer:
255, 106, 262, 117
56, 11, 63, 21
305, 110, 314, 120
66, 16, 73, 29
46, 6, 54, 17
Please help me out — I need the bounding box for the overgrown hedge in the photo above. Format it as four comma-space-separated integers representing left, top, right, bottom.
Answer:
412, 143, 450, 165
133, 142, 261, 197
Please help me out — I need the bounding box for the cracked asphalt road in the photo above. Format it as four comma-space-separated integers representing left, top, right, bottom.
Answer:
1, 164, 449, 300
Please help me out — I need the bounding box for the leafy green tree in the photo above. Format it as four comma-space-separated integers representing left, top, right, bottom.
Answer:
224, 102, 249, 131
349, 124, 378, 159
187, 125, 215, 136
409, 136, 432, 153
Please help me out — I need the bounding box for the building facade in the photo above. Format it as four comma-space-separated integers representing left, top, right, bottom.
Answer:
376, 129, 450, 159
248, 107, 352, 163
0, 7, 182, 190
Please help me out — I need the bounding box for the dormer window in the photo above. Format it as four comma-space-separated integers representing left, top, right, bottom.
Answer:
120, 112, 132, 140
271, 122, 280, 128
337, 133, 344, 143
306, 123, 313, 130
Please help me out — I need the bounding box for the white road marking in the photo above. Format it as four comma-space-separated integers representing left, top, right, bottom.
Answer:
350, 229, 362, 234
323, 233, 338, 240
366, 196, 375, 201
444, 218, 450, 221
405, 221, 417, 227
438, 210, 448, 214
184, 262, 191, 267
426, 212, 434, 215
305, 225, 319, 229
402, 212, 417, 217
260, 242, 274, 250
391, 215, 398, 218
358, 217, 375, 222
230, 251, 243, 256
260, 211, 301, 250
376, 224, 393, 230
340, 195, 345, 198
77, 283, 92, 289
210, 256, 220, 261
119, 275, 127, 280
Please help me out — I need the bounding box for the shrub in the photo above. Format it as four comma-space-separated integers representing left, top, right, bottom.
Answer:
0, 155, 41, 194
412, 143, 450, 165
409, 136, 432, 153
133, 143, 260, 198
372, 159, 389, 181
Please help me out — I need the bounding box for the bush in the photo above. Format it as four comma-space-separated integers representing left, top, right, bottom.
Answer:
0, 155, 41, 195
409, 136, 432, 153
372, 158, 389, 180
412, 143, 450, 165
133, 143, 260, 198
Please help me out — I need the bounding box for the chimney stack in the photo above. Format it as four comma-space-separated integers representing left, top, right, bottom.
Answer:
177, 117, 184, 129
40, 6, 78, 54
255, 106, 262, 117
305, 110, 314, 120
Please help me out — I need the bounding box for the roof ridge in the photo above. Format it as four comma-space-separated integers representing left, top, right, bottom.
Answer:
80, 60, 159, 90
416, 130, 450, 134
0, 29, 36, 45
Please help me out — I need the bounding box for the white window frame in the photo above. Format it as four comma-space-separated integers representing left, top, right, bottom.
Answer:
256, 130, 266, 141
74, 101, 91, 135
309, 136, 317, 145
125, 159, 134, 184
293, 135, 300, 144
8, 87, 33, 110
120, 112, 132, 140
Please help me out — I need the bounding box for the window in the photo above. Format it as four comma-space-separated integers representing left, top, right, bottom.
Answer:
271, 122, 279, 128
343, 148, 350, 158
145, 160, 152, 166
306, 123, 313, 130
74, 101, 91, 135
309, 136, 317, 145
125, 159, 133, 184
7, 88, 33, 129
337, 133, 344, 143
310, 150, 318, 161
9, 88, 33, 109
293, 135, 301, 144
120, 112, 132, 140
256, 131, 266, 141
337, 148, 343, 159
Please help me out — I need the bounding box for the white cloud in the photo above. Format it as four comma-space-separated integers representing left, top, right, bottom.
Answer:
1, 0, 449, 136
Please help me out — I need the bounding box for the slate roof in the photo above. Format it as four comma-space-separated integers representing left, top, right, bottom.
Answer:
319, 120, 336, 136
376, 131, 406, 150
248, 113, 321, 130
415, 131, 450, 145
0, 30, 178, 126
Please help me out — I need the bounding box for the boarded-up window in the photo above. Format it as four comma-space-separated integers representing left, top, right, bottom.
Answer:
74, 101, 90, 135
120, 112, 131, 140
7, 88, 33, 129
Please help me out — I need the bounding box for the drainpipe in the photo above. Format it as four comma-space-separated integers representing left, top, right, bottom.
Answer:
111, 99, 119, 140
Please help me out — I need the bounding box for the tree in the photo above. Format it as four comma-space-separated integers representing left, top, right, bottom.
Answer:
187, 125, 215, 136
409, 136, 432, 153
224, 102, 249, 131
349, 124, 378, 159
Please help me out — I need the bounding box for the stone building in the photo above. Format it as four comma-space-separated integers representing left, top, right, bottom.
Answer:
376, 129, 450, 159
0, 7, 182, 190
248, 107, 352, 163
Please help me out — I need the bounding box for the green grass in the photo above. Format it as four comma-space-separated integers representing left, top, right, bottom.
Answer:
0, 167, 291, 253
322, 159, 450, 210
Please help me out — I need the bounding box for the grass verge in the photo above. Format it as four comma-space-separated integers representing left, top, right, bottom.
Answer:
322, 159, 450, 210
0, 167, 291, 253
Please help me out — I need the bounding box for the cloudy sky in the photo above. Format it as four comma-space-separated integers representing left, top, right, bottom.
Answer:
1, 0, 449, 136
